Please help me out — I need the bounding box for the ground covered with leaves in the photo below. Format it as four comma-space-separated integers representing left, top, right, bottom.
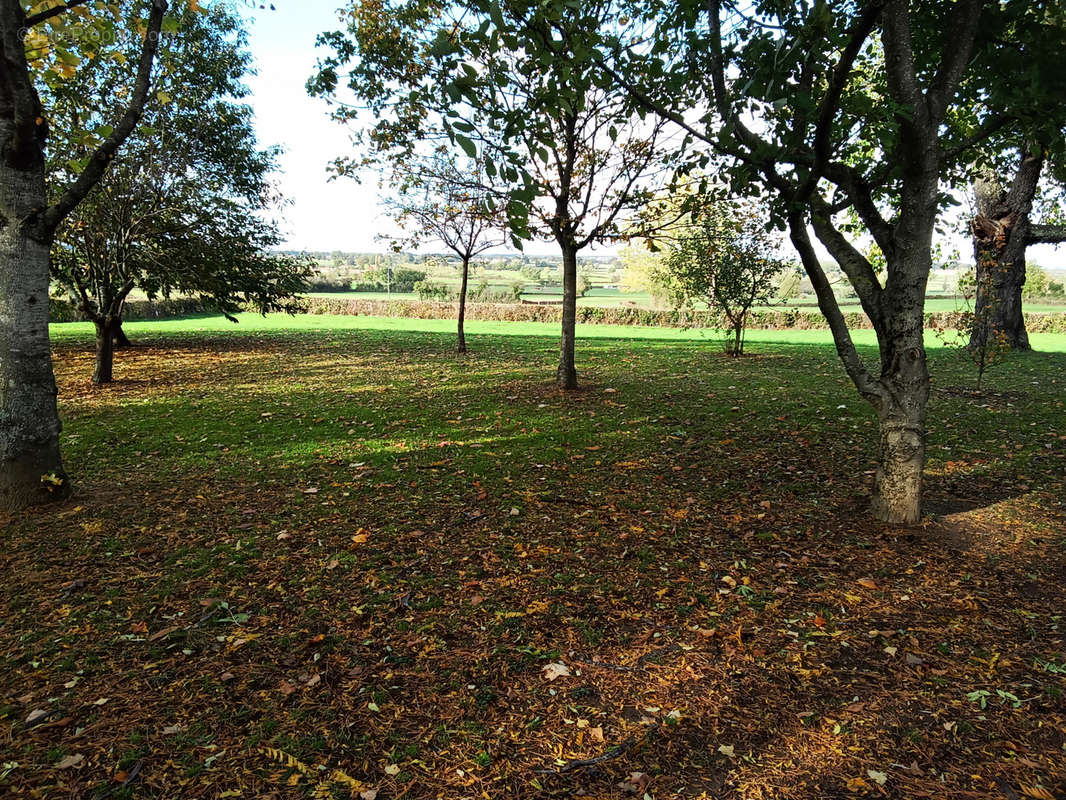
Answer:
2, 319, 1065, 799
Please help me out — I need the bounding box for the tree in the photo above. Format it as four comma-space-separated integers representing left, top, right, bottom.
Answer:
663, 204, 787, 356
540, 0, 1036, 523
48, 2, 310, 385
957, 2, 1066, 351
1, 0, 167, 509
310, 0, 672, 389
968, 150, 1066, 351
380, 151, 505, 353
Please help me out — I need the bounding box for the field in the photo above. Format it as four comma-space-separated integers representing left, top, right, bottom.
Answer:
307, 288, 1066, 315
3, 314, 1065, 799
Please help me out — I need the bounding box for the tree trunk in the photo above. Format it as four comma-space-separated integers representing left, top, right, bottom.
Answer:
457, 256, 469, 354
556, 242, 578, 389
969, 150, 1043, 351
870, 251, 931, 525
113, 319, 132, 348
0, 159, 69, 509
730, 318, 743, 356
93, 318, 116, 384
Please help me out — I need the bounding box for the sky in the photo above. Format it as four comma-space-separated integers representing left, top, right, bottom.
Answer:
241, 3, 396, 253
239, 3, 1065, 269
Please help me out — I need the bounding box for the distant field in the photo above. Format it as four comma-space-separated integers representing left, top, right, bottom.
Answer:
306, 288, 1066, 314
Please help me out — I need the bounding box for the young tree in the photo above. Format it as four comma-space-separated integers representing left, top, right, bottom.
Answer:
663, 205, 787, 356
381, 151, 505, 353
48, 2, 311, 384
1, 0, 167, 509
310, 0, 672, 388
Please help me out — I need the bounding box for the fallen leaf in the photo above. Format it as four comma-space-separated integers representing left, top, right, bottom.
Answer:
618, 771, 651, 794
278, 680, 297, 696
718, 744, 735, 758
25, 709, 49, 725
384, 764, 400, 776
148, 625, 181, 642
360, 790, 379, 800
866, 769, 888, 786
542, 662, 571, 681
857, 577, 879, 590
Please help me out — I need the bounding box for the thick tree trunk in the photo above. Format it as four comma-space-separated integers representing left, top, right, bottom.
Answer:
870, 248, 931, 525
969, 150, 1043, 351
871, 406, 926, 524
92, 318, 116, 384
557, 243, 578, 389
113, 319, 132, 348
0, 160, 69, 509
457, 256, 469, 354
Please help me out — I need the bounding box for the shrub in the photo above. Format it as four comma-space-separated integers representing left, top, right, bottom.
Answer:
414, 280, 451, 301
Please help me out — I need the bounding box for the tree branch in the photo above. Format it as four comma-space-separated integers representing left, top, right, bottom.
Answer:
809, 199, 885, 328
38, 0, 168, 238
822, 161, 895, 257
796, 1, 885, 199
925, 0, 984, 122
787, 210, 885, 408
1028, 224, 1066, 245
24, 0, 94, 28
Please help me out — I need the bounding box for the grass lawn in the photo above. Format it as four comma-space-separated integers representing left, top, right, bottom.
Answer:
2, 314, 1065, 799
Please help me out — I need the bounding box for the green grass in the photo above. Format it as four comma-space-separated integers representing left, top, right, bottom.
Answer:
6, 313, 1065, 798
50, 311, 1066, 351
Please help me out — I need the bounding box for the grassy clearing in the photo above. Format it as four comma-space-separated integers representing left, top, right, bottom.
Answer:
45, 311, 1066, 351
2, 316, 1064, 799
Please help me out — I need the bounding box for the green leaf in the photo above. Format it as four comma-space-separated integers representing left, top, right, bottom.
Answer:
455, 134, 477, 158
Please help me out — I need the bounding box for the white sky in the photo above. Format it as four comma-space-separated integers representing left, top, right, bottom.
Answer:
240, 3, 1065, 269
242, 3, 388, 253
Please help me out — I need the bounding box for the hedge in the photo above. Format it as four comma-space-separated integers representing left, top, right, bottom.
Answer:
302, 297, 1066, 333
49, 295, 1066, 334
49, 297, 215, 323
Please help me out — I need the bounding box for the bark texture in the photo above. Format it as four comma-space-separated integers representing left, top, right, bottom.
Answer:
557, 243, 578, 389
0, 136, 69, 507
92, 318, 116, 384
0, 0, 166, 508
969, 150, 1043, 351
